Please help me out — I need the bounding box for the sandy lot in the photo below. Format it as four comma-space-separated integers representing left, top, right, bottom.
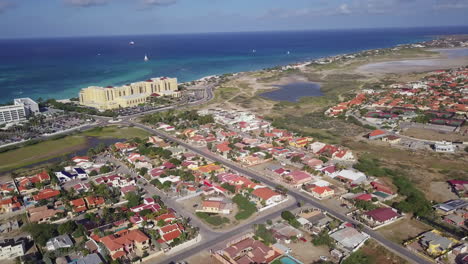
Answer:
427, 182, 459, 203
356, 48, 468, 74
402, 127, 468, 142
287, 233, 331, 263
378, 217, 431, 244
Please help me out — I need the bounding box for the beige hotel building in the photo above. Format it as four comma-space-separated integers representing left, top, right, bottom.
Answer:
79, 77, 180, 110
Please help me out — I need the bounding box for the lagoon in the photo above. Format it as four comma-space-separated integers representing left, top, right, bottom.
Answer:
260, 82, 322, 102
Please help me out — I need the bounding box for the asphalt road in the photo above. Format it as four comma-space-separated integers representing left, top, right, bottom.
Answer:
156, 203, 297, 264
133, 122, 433, 264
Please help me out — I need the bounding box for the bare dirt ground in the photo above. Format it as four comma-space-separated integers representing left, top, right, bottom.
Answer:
356, 48, 468, 75
185, 250, 216, 264
356, 57, 468, 74
402, 127, 468, 142
360, 239, 410, 264
378, 217, 431, 244
427, 182, 459, 203
287, 234, 331, 263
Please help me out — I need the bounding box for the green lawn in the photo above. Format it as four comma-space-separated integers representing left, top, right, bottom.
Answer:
0, 136, 87, 172
0, 126, 151, 173
81, 126, 151, 139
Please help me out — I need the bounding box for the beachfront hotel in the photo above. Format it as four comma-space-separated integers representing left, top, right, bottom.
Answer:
0, 98, 39, 125
78, 77, 180, 110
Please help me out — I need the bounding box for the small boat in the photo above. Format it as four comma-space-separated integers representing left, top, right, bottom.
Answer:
129, 41, 135, 45
144, 54, 149, 61
287, 51, 290, 55
252, 49, 256, 53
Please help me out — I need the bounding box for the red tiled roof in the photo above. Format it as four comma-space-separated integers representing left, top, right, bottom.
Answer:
365, 208, 399, 222
162, 229, 181, 242
252, 187, 279, 201
33, 189, 60, 201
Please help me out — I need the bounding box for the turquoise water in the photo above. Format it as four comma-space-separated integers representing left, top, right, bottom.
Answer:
1, 27, 468, 103
280, 256, 301, 264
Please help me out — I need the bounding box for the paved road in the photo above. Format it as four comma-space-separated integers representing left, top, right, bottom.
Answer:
156, 203, 297, 264
133, 122, 433, 264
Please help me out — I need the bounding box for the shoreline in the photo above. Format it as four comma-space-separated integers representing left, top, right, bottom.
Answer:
50, 34, 467, 102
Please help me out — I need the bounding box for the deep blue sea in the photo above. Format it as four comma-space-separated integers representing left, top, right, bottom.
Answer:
1, 27, 468, 103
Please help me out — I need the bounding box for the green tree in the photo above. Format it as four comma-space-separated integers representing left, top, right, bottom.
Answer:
125, 192, 141, 208
58, 221, 77, 235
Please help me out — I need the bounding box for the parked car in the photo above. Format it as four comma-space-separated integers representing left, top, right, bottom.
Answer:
300, 237, 307, 242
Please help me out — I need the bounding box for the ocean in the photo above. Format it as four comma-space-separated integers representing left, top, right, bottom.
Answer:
1, 26, 468, 103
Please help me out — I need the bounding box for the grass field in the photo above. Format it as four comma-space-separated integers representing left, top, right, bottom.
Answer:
82, 126, 151, 139
0, 126, 151, 173
0, 136, 87, 172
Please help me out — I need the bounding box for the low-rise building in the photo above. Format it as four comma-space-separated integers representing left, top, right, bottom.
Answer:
197, 199, 232, 215
0, 238, 25, 260
212, 235, 281, 264
330, 226, 369, 252
434, 141, 456, 153
46, 234, 74, 251
363, 207, 400, 226
308, 186, 334, 199
251, 187, 284, 206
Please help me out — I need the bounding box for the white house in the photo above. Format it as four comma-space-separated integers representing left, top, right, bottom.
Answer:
46, 234, 74, 251
434, 142, 456, 153
310, 142, 326, 154
251, 187, 284, 206
55, 171, 76, 183
330, 170, 367, 184
0, 239, 25, 260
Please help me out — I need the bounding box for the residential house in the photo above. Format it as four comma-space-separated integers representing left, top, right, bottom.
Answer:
331, 170, 367, 185
308, 186, 334, 199
0, 238, 25, 260
196, 199, 232, 215
99, 229, 150, 260
363, 207, 400, 226
0, 196, 22, 213
284, 170, 313, 187
71, 253, 103, 264
447, 179, 468, 198
434, 141, 456, 153
70, 198, 87, 214
46, 234, 74, 251
330, 226, 369, 252
434, 200, 468, 215
418, 230, 458, 256
157, 223, 184, 244
33, 188, 60, 201
212, 235, 281, 264
251, 187, 284, 206
367, 130, 387, 140
28, 206, 64, 223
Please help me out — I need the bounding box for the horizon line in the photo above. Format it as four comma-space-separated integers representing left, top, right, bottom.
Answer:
1, 25, 468, 41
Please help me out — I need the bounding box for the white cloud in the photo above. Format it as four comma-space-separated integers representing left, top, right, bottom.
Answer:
433, 0, 468, 9
143, 0, 177, 6
338, 4, 352, 14
64, 0, 110, 7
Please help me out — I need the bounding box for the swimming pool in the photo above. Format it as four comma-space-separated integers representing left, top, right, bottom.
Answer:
280, 256, 302, 264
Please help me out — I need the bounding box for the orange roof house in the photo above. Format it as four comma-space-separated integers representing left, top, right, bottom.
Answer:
251, 188, 282, 205
33, 188, 60, 201
70, 198, 87, 213
100, 229, 150, 260
368, 130, 387, 140
85, 196, 105, 208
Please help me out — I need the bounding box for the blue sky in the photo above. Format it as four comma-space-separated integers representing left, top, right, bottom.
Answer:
1, 0, 468, 38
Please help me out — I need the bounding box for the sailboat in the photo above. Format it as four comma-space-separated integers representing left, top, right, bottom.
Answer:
144, 54, 149, 62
